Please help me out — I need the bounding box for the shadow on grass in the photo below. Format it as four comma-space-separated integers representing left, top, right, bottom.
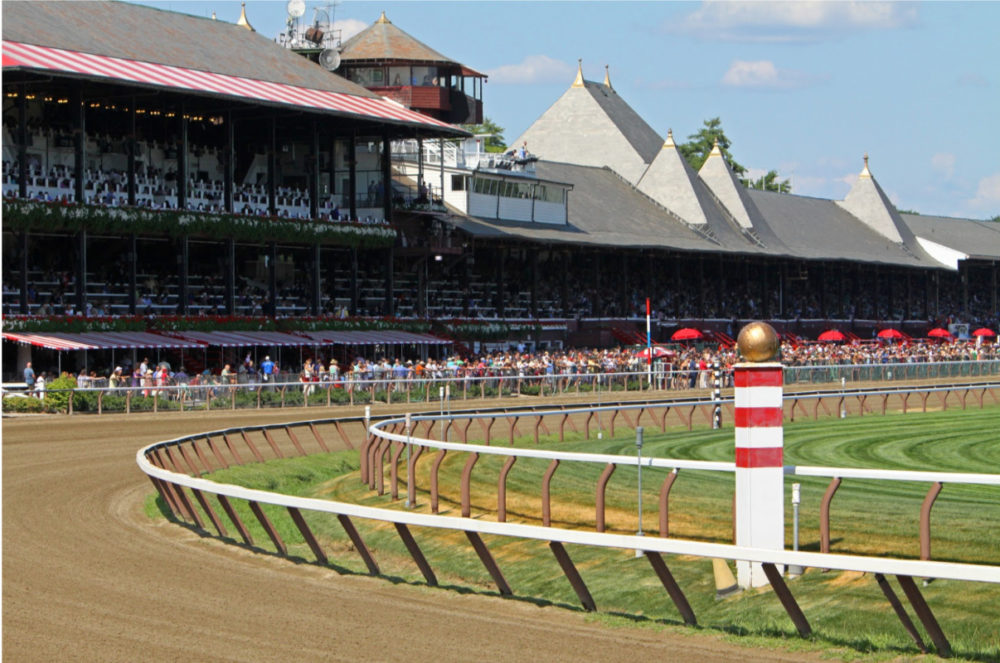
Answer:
154, 498, 996, 662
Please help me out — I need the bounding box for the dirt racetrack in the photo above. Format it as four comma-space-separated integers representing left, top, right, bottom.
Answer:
3, 406, 824, 663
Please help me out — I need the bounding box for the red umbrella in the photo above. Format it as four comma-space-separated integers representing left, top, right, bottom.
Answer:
877, 328, 905, 339
927, 328, 952, 339
637, 346, 675, 360
817, 329, 846, 342
671, 328, 704, 341
972, 327, 996, 337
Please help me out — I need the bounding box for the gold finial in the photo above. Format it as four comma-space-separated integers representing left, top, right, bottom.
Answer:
861, 153, 872, 178
377, 10, 391, 24
603, 64, 612, 90
236, 1, 254, 31
211, 10, 216, 20
572, 59, 584, 87
664, 128, 675, 148
709, 137, 722, 157
737, 321, 781, 362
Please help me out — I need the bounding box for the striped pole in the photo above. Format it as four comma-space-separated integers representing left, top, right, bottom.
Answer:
734, 361, 784, 587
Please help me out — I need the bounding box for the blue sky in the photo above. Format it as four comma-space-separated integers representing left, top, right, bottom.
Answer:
132, 1, 999, 220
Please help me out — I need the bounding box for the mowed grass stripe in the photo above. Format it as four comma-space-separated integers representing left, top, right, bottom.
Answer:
149, 404, 1000, 660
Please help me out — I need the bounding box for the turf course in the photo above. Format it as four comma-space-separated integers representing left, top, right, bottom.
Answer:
156, 404, 1000, 661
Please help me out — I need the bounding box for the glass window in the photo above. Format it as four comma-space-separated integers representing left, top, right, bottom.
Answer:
388, 67, 409, 86
412, 66, 438, 86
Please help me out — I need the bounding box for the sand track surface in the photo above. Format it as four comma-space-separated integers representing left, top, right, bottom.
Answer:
3, 408, 819, 662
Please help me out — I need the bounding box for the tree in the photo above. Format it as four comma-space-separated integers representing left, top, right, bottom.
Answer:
678, 117, 746, 178
679, 117, 792, 193
460, 117, 507, 153
748, 170, 791, 194
988, 214, 1000, 223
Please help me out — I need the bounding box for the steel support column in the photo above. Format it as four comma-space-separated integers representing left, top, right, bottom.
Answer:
74, 86, 85, 205
223, 111, 234, 213
75, 230, 87, 313
18, 232, 28, 314
224, 238, 235, 315
311, 243, 321, 315
268, 116, 277, 216
178, 105, 188, 209
17, 82, 28, 199
127, 96, 137, 206
128, 234, 137, 315
177, 235, 189, 314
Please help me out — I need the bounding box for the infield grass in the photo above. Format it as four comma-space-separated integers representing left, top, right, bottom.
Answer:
152, 404, 1000, 661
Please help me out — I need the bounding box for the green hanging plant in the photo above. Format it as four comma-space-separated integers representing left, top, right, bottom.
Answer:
2, 199, 396, 248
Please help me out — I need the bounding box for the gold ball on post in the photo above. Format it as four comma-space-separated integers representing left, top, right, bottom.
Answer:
736, 321, 780, 362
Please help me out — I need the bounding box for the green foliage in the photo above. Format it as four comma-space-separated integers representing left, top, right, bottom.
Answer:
460, 117, 507, 152
678, 118, 792, 194
747, 169, 791, 194
43, 375, 76, 412
2, 199, 396, 248
2, 395, 46, 413
678, 117, 746, 176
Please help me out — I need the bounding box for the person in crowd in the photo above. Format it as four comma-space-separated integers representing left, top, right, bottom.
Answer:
23, 361, 35, 391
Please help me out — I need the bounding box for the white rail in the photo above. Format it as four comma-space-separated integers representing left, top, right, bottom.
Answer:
136, 443, 1000, 585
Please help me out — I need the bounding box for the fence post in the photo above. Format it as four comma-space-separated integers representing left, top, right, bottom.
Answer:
734, 322, 784, 589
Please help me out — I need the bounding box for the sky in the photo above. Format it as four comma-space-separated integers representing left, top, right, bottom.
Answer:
129, 1, 999, 220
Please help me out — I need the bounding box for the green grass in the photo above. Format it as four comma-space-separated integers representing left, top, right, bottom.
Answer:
153, 405, 1000, 661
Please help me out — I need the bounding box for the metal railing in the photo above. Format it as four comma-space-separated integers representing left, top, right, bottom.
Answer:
5, 360, 999, 414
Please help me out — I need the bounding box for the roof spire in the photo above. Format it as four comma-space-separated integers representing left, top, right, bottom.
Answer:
664, 129, 675, 148
603, 64, 612, 90
572, 59, 584, 87
709, 137, 722, 157
377, 10, 391, 24
236, 1, 254, 31
861, 153, 872, 178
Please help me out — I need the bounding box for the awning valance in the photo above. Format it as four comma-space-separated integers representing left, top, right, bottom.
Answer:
2, 40, 459, 131
2, 331, 202, 350
302, 330, 451, 345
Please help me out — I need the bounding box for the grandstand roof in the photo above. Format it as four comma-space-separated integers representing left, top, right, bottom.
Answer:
339, 11, 485, 77
1, 1, 464, 134
747, 189, 932, 267
902, 213, 1000, 262
510, 66, 662, 184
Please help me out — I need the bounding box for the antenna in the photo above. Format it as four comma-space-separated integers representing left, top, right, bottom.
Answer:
319, 48, 341, 71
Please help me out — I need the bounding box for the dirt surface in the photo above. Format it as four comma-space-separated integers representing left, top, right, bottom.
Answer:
2, 405, 829, 663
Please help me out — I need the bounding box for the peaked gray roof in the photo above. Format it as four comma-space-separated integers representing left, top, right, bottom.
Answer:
901, 213, 1000, 260
697, 145, 790, 252
747, 189, 935, 267
510, 78, 662, 184
837, 163, 917, 245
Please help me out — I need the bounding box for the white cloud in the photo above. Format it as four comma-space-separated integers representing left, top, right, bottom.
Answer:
968, 173, 1000, 210
674, 1, 918, 42
721, 60, 821, 89
931, 153, 956, 180
333, 19, 369, 42
486, 55, 575, 85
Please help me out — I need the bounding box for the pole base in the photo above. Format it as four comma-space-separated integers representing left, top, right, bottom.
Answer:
713, 558, 740, 599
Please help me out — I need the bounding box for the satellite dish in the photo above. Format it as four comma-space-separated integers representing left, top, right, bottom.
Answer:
286, 0, 306, 19
319, 48, 341, 71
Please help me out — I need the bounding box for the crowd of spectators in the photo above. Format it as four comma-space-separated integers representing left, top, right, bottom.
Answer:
18, 336, 998, 401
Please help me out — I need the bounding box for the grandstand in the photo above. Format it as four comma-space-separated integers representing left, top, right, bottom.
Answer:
2, 1, 999, 379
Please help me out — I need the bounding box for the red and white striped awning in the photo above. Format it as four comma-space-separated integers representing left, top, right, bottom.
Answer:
3, 332, 98, 351
2, 331, 202, 350
303, 330, 451, 345
2, 40, 457, 130
166, 330, 323, 347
